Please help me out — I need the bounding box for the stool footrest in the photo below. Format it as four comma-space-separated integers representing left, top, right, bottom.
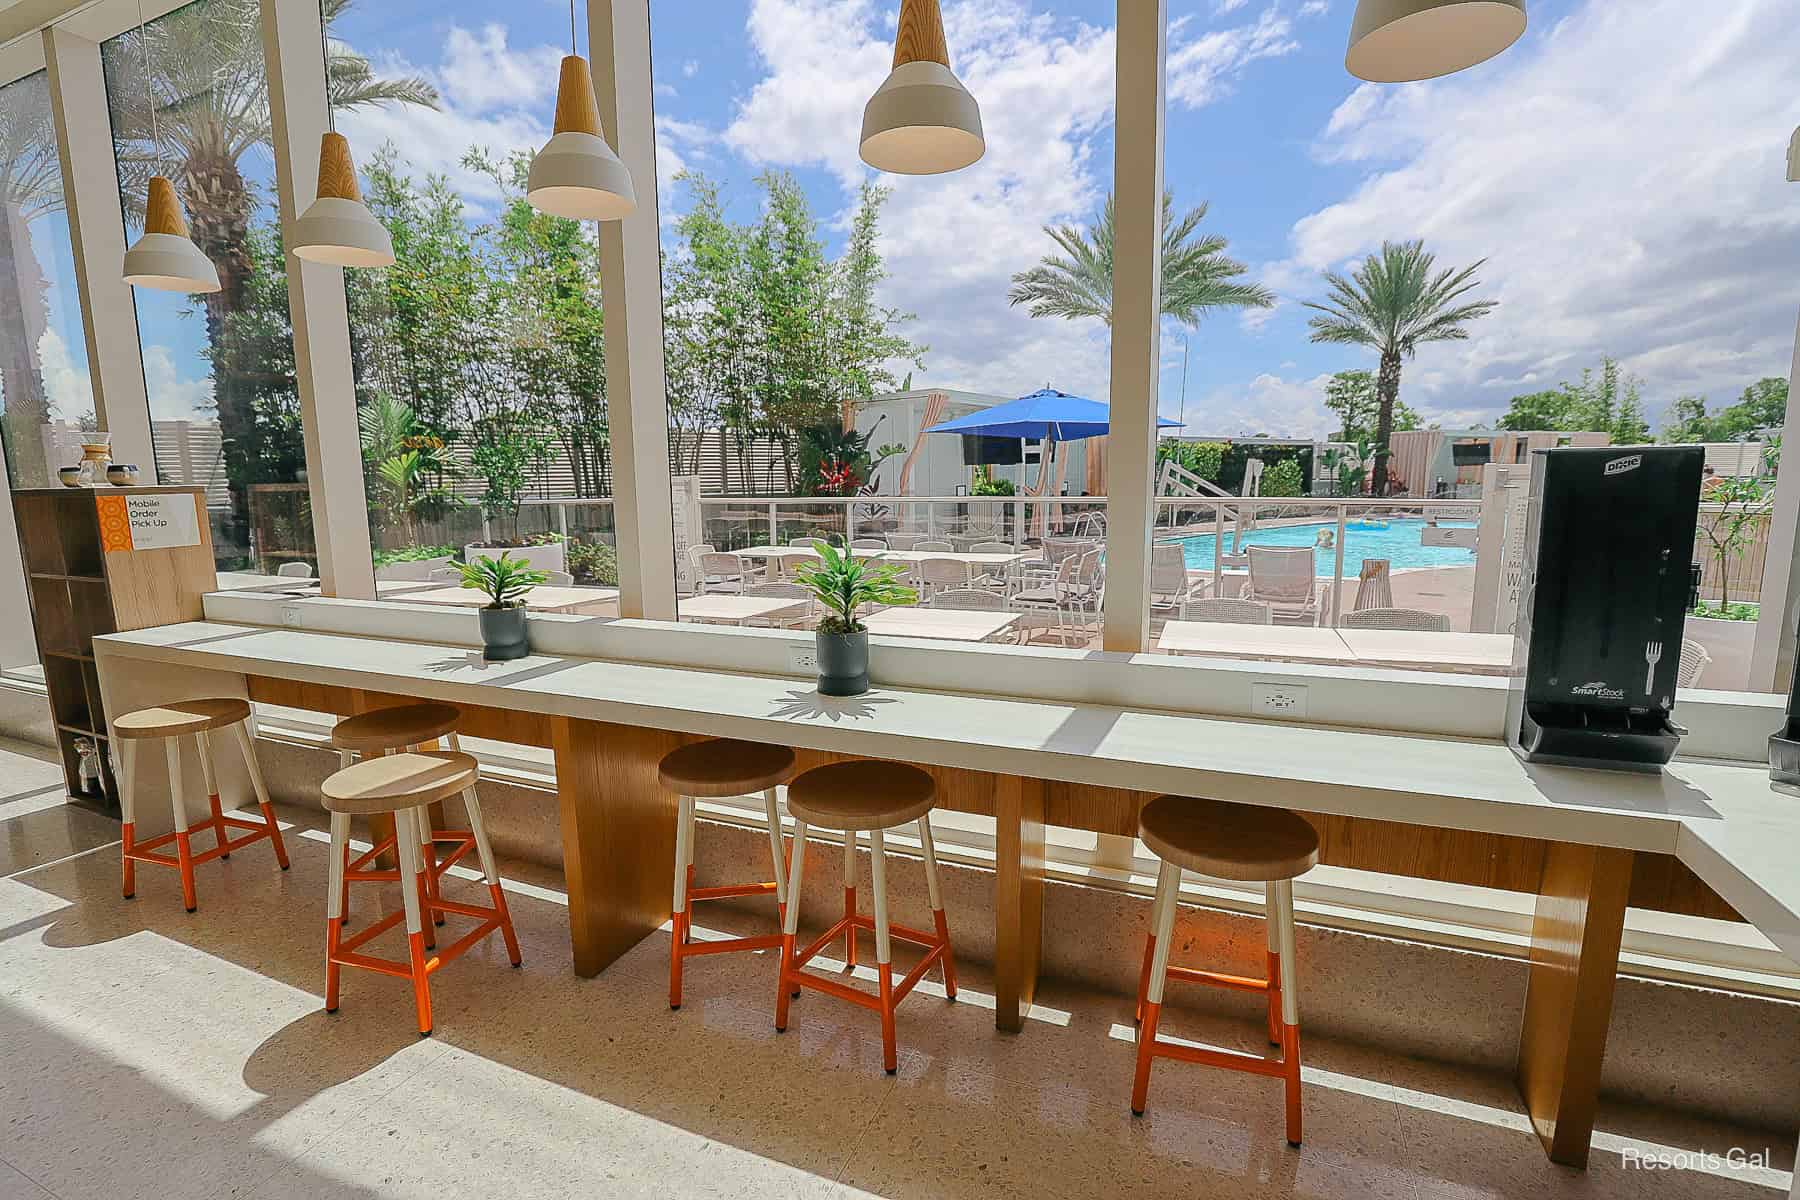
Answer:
690, 881, 780, 902
332, 900, 507, 978
675, 929, 785, 957
795, 912, 939, 966
790, 913, 949, 1008
1143, 1033, 1289, 1077
128, 815, 277, 867
1164, 964, 1271, 994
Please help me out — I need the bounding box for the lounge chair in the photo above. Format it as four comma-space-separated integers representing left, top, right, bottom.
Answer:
1149, 542, 1198, 617
1244, 546, 1325, 625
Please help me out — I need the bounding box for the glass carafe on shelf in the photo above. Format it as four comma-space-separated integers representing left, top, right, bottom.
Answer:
74, 737, 102, 796
75, 433, 113, 487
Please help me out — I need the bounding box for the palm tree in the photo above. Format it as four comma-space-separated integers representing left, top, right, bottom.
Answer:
1304, 240, 1497, 496
0, 72, 65, 488
1008, 191, 1274, 328
104, 0, 437, 545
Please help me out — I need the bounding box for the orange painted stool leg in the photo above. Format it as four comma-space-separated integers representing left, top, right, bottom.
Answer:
878, 964, 897, 1074
1282, 1023, 1302, 1146
934, 908, 959, 999
408, 930, 433, 1036
1135, 934, 1155, 1024
262, 802, 290, 870
209, 793, 230, 858
1266, 950, 1283, 1046
1131, 1002, 1161, 1115
490, 883, 522, 966
842, 832, 858, 969
175, 832, 197, 912
121, 823, 137, 900
325, 918, 343, 1012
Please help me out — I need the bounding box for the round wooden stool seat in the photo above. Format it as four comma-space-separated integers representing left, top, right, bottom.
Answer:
330, 703, 462, 753
659, 739, 795, 797
785, 761, 935, 831
1138, 795, 1319, 882
113, 697, 251, 740
322, 752, 479, 816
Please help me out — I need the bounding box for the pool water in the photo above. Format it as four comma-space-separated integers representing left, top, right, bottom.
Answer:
1174, 518, 1475, 577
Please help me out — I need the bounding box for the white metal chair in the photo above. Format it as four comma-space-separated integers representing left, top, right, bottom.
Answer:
428, 566, 462, 583
697, 551, 756, 594
930, 588, 1008, 611
913, 540, 953, 553
1339, 607, 1450, 632
277, 561, 314, 578
1677, 638, 1712, 688
1245, 547, 1324, 625
541, 570, 574, 586
850, 538, 888, 550
788, 537, 823, 549
969, 540, 1014, 554
918, 557, 974, 599
1180, 597, 1273, 625
743, 582, 815, 628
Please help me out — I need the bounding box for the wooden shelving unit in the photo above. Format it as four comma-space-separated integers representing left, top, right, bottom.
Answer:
11, 486, 216, 812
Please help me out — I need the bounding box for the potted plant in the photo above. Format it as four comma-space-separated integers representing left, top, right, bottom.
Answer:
792, 542, 916, 696
459, 553, 549, 661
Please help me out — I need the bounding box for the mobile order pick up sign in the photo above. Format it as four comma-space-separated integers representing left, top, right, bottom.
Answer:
95, 491, 202, 552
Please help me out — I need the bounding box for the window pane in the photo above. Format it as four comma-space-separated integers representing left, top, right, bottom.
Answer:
103, 0, 310, 574
326, 3, 616, 604
654, 2, 1110, 647
0, 71, 90, 492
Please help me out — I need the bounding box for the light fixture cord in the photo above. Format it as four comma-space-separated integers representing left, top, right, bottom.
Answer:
136, 0, 157, 147
320, 1, 334, 131
569, 0, 577, 55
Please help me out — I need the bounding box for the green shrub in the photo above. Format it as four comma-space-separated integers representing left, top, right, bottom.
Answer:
1156, 440, 1226, 482
971, 468, 1015, 496
567, 538, 619, 585
372, 544, 456, 567
1262, 459, 1304, 498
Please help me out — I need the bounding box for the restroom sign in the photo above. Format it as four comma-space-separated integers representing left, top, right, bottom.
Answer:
96, 492, 202, 552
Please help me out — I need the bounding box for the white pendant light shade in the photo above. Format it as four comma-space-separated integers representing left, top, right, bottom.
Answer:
1345, 0, 1526, 83
527, 55, 635, 221
292, 132, 394, 267
860, 0, 983, 175
123, 176, 221, 293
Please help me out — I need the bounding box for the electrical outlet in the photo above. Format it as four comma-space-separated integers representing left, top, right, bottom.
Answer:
280, 603, 304, 629
786, 642, 818, 673
1251, 682, 1308, 719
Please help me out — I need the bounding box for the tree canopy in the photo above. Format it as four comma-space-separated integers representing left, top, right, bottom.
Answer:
1661, 377, 1788, 443
1496, 356, 1651, 442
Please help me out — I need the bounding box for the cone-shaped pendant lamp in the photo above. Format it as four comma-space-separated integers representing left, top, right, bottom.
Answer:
1787, 127, 1799, 183
526, 16, 635, 223
123, 176, 221, 293
1346, 0, 1525, 83
860, 0, 983, 175
292, 132, 394, 266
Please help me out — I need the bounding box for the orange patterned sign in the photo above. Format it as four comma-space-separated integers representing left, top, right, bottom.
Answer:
95, 494, 132, 551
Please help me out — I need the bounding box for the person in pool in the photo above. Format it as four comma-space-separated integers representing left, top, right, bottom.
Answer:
1315, 528, 1336, 550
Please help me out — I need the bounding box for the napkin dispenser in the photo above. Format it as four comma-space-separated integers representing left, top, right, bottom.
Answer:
1506, 445, 1704, 772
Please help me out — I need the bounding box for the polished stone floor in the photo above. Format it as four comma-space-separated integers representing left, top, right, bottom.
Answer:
0, 738, 1790, 1200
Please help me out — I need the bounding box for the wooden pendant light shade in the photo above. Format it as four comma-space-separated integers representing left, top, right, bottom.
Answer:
553, 54, 602, 136
144, 176, 188, 237
891, 0, 950, 68
315, 132, 363, 204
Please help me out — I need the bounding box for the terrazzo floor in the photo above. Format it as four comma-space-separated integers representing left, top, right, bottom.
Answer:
0, 738, 1790, 1200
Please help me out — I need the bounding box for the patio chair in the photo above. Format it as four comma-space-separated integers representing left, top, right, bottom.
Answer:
1180, 597, 1272, 625
850, 538, 888, 550
1009, 552, 1085, 646
969, 541, 1014, 554
277, 561, 313, 578
697, 551, 757, 595
1339, 607, 1450, 632
743, 582, 815, 629
1245, 546, 1325, 625
1677, 639, 1712, 688
541, 570, 574, 586
918, 557, 975, 599
884, 532, 925, 551
1353, 559, 1394, 612
913, 540, 953, 553
788, 537, 823, 549
930, 588, 1008, 611
428, 566, 461, 583
1149, 543, 1197, 617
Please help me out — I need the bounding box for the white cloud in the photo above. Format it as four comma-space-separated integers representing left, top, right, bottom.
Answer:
1215, 0, 1251, 14
1264, 0, 1800, 426
439, 24, 562, 113
1189, 371, 1337, 437
682, 58, 700, 78
142, 345, 213, 423
722, 0, 1302, 400
36, 328, 93, 422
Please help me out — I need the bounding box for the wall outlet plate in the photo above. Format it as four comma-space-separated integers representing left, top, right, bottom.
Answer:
280, 603, 304, 629
786, 642, 818, 674
1252, 681, 1308, 719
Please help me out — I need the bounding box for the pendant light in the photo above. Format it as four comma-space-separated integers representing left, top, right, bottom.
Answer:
291, 13, 393, 267
1786, 127, 1799, 183
1345, 0, 1526, 83
526, 0, 636, 221
121, 1, 220, 293
860, 0, 984, 176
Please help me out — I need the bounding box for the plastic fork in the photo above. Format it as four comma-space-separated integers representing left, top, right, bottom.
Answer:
1644, 641, 1662, 693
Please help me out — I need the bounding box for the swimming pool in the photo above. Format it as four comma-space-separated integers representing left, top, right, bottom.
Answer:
1173, 518, 1475, 576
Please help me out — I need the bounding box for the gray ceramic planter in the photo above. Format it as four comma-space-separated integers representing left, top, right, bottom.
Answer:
479, 605, 530, 661
815, 629, 870, 696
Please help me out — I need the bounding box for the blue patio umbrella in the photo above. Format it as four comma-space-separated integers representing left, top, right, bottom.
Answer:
925, 388, 1180, 441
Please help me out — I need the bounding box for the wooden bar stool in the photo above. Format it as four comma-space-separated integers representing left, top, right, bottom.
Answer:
114, 698, 289, 911
321, 751, 520, 1036
1131, 794, 1319, 1145
775, 760, 957, 1074
330, 703, 465, 948
659, 738, 796, 1009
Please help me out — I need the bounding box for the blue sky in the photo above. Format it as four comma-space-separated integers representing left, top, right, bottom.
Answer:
59, 0, 1800, 439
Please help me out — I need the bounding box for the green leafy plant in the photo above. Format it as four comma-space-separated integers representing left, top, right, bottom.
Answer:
373, 543, 456, 567
1691, 600, 1759, 622
1156, 440, 1227, 483
791, 541, 916, 635
1262, 459, 1304, 498
971, 466, 1015, 496
457, 552, 548, 610
565, 537, 619, 585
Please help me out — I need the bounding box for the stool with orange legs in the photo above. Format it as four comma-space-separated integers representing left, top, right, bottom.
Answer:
321, 751, 519, 1036
774, 760, 956, 1075
1130, 794, 1319, 1146
659, 739, 796, 1009
114, 698, 289, 911
328, 703, 468, 949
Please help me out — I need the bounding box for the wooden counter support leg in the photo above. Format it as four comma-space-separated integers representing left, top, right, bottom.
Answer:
994, 774, 1046, 1033
551, 716, 680, 977
1516, 841, 1633, 1167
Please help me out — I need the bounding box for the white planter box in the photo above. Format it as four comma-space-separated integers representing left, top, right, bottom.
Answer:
463, 542, 567, 575
1683, 615, 1755, 691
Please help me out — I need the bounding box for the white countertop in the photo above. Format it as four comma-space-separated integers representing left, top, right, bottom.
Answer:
93, 621, 1800, 964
